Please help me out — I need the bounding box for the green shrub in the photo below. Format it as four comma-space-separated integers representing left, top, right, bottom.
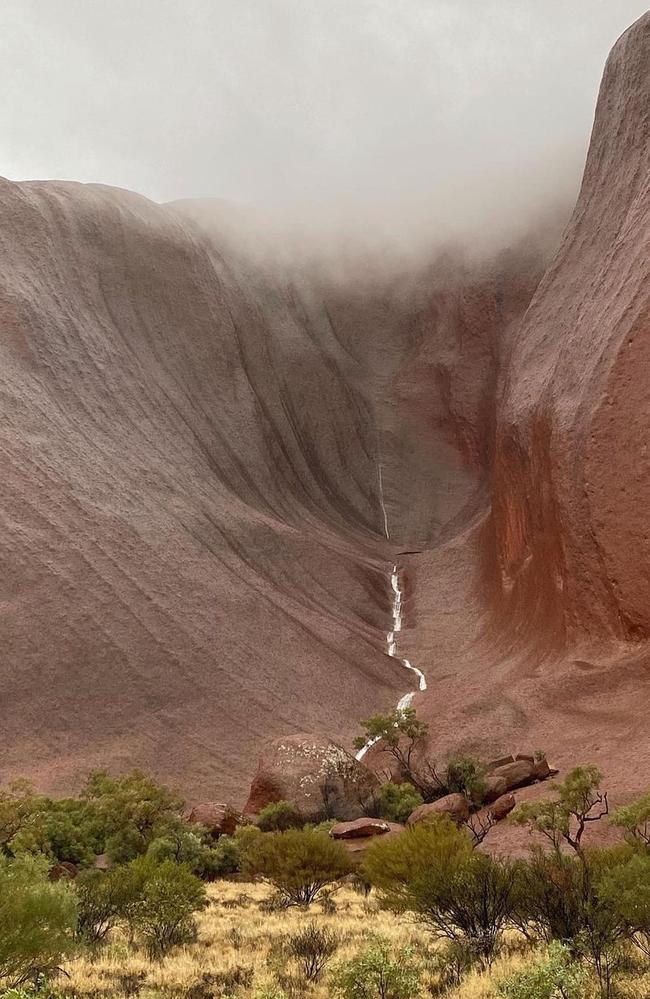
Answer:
445, 754, 487, 802
377, 783, 422, 824
284, 922, 340, 982
497, 941, 588, 999
511, 766, 608, 853
364, 817, 514, 964
332, 937, 421, 999
74, 862, 149, 944
0, 855, 77, 986
244, 828, 353, 906
257, 801, 304, 832
599, 851, 650, 959
125, 858, 207, 959
82, 770, 184, 863
610, 791, 650, 847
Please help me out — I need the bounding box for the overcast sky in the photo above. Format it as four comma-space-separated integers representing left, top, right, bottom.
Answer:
0, 1, 647, 244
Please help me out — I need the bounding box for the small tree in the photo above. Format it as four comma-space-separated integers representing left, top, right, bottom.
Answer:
0, 781, 47, 856
284, 922, 340, 982
445, 754, 488, 802
332, 937, 421, 999
257, 801, 304, 832
75, 863, 145, 944
244, 828, 352, 907
126, 858, 207, 959
0, 855, 77, 986
511, 766, 608, 854
82, 770, 184, 863
610, 791, 650, 847
353, 708, 442, 799
377, 783, 422, 824
364, 817, 514, 964
599, 851, 650, 960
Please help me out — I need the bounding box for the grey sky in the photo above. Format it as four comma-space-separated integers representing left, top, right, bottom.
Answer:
0, 1, 647, 243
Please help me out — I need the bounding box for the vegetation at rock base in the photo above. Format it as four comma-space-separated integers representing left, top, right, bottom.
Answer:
243, 827, 353, 906
5, 757, 650, 996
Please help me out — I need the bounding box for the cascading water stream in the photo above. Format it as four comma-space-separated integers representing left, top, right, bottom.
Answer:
355, 468, 428, 761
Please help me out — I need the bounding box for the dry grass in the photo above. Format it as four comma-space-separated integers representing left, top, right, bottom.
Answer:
59, 880, 567, 998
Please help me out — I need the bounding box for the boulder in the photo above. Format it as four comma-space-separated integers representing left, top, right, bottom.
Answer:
330, 818, 391, 839
335, 821, 404, 854
94, 853, 112, 871
49, 861, 78, 881
483, 759, 538, 802
407, 793, 470, 827
533, 758, 559, 781
188, 802, 241, 838
488, 793, 516, 822
243, 733, 379, 822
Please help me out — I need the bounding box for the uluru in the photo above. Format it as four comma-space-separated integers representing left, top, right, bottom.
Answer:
2, 2, 650, 822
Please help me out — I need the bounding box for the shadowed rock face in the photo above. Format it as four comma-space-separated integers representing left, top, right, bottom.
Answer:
4, 12, 650, 815
402, 12, 650, 836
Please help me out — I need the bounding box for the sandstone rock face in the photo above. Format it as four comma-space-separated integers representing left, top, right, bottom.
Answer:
187, 803, 240, 838
243, 734, 379, 822
0, 176, 551, 801
5, 11, 650, 828
330, 818, 391, 839
407, 793, 470, 827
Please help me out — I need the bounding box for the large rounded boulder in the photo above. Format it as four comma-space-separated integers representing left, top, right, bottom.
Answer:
243, 733, 379, 822
406, 793, 470, 827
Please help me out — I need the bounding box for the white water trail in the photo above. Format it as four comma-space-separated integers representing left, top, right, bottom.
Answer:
356, 467, 428, 761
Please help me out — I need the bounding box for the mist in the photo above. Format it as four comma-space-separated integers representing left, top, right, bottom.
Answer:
1, 1, 648, 254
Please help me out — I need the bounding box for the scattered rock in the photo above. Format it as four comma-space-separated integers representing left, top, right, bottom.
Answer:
243, 733, 379, 822
330, 818, 391, 839
483, 760, 536, 801
533, 758, 559, 780
407, 793, 470, 827
335, 821, 404, 854
187, 802, 241, 838
49, 861, 78, 881
488, 793, 516, 822
483, 757, 556, 802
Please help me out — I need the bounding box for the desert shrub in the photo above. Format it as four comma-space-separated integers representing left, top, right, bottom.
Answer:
611, 791, 650, 847
284, 922, 340, 982
497, 941, 588, 999
332, 937, 421, 999
511, 849, 588, 944
445, 754, 487, 802
0, 855, 77, 986
377, 783, 422, 824
364, 816, 515, 964
124, 858, 207, 959
599, 851, 650, 959
74, 861, 152, 944
257, 801, 304, 833
511, 766, 608, 853
427, 939, 479, 993
81, 770, 184, 863
354, 708, 443, 800
512, 846, 632, 998
244, 828, 353, 906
